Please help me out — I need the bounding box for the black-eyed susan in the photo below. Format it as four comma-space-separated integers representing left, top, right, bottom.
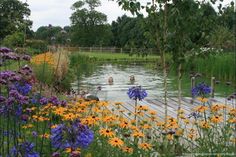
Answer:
210, 115, 223, 123
194, 105, 208, 113
63, 113, 76, 121
199, 121, 211, 129
53, 107, 66, 115
132, 131, 144, 138
119, 121, 130, 129
229, 108, 236, 116
211, 104, 224, 112
122, 146, 133, 154
197, 97, 208, 103
139, 142, 152, 151
108, 137, 124, 148
99, 128, 115, 137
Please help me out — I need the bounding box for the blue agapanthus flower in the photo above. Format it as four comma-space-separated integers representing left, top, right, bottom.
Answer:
51, 121, 94, 150
10, 142, 39, 157
15, 82, 32, 96
127, 86, 147, 101
191, 82, 211, 97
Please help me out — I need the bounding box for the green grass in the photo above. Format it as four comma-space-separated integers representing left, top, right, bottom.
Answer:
182, 53, 236, 82
73, 51, 160, 62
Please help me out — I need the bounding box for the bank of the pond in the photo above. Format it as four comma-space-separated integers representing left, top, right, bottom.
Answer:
72, 51, 161, 62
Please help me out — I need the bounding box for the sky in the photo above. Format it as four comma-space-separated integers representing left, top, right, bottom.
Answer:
19, 0, 234, 31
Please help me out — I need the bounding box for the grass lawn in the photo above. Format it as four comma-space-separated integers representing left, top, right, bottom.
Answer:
74, 51, 160, 61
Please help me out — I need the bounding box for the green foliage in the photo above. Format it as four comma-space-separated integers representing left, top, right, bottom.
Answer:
70, 0, 112, 46
0, 0, 31, 40
35, 25, 70, 45
32, 63, 54, 85
209, 26, 235, 50
25, 39, 48, 54
2, 32, 24, 48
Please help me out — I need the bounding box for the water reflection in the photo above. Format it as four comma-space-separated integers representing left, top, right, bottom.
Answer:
72, 63, 175, 101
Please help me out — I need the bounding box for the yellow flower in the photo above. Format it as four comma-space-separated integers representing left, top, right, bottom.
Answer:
211, 104, 224, 112
132, 131, 144, 138
228, 118, 236, 123
40, 133, 50, 139
197, 97, 208, 103
99, 128, 115, 137
136, 105, 149, 111
229, 109, 236, 116
119, 121, 130, 129
122, 146, 133, 154
176, 129, 184, 136
141, 124, 152, 129
210, 115, 223, 123
51, 124, 58, 129
139, 143, 152, 150
54, 107, 66, 115
156, 121, 165, 127
63, 113, 77, 121
199, 121, 211, 129
22, 124, 34, 129
167, 134, 174, 141
194, 105, 208, 113
108, 137, 124, 148
148, 110, 157, 115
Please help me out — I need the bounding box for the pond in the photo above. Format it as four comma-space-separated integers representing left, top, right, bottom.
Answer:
71, 63, 234, 101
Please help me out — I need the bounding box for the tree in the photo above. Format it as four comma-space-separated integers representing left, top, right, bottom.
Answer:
0, 0, 31, 41
111, 15, 149, 48
70, 0, 112, 46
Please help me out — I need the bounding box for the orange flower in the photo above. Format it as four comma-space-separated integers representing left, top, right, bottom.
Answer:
211, 104, 224, 112
229, 109, 236, 116
210, 115, 223, 123
197, 97, 208, 103
199, 121, 211, 129
99, 128, 115, 137
122, 146, 133, 154
132, 131, 144, 138
136, 105, 149, 111
108, 137, 124, 148
194, 106, 208, 113
54, 107, 66, 115
167, 134, 174, 141
139, 143, 152, 150
63, 113, 76, 121
119, 121, 130, 129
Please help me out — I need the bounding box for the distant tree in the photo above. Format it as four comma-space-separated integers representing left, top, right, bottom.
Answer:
0, 0, 31, 40
70, 0, 112, 46
111, 15, 149, 48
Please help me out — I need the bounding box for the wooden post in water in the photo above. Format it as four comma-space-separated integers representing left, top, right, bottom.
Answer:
191, 77, 195, 103
211, 77, 215, 98
191, 76, 195, 90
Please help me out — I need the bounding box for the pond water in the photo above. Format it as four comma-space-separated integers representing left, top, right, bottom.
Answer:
71, 63, 234, 101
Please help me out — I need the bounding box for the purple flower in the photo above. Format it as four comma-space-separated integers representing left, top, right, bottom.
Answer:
15, 82, 32, 95
10, 142, 39, 157
39, 97, 48, 105
49, 96, 60, 106
22, 55, 31, 61
192, 82, 211, 97
51, 121, 94, 150
0, 47, 12, 53
0, 95, 6, 103
127, 86, 147, 101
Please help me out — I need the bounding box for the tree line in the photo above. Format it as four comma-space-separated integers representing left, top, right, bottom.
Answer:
0, 0, 235, 51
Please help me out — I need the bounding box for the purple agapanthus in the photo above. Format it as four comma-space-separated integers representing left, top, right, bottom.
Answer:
127, 86, 147, 101
10, 142, 39, 157
15, 82, 32, 95
51, 121, 94, 150
191, 82, 211, 97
